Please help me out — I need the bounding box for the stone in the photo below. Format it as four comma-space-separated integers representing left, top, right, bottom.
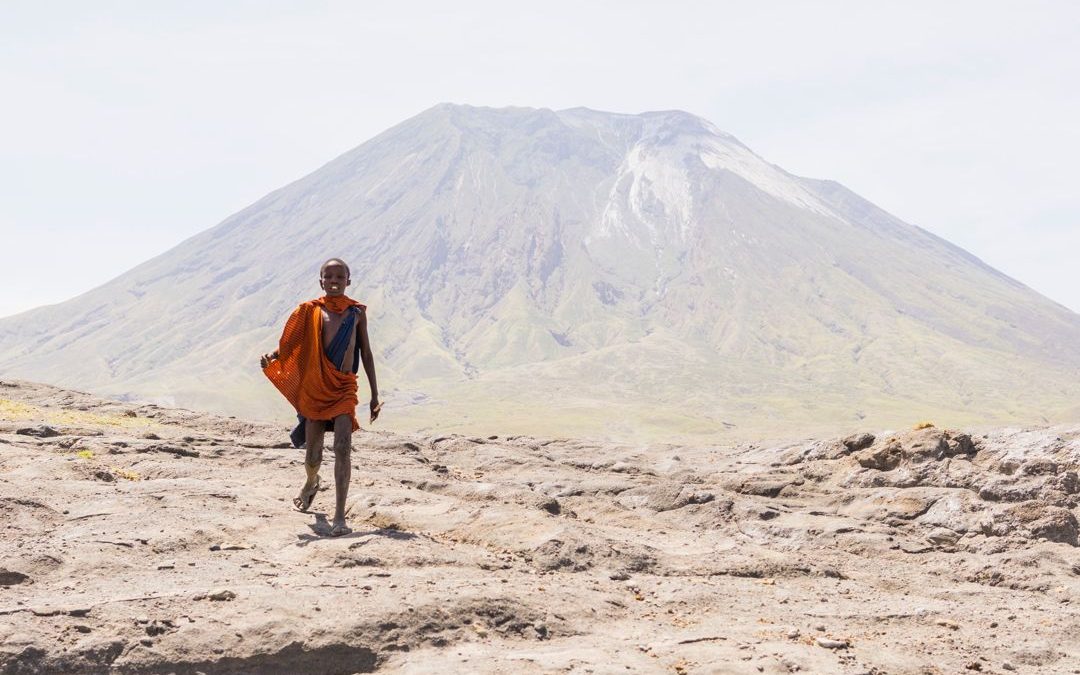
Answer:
16, 425, 60, 438
816, 637, 849, 649
207, 589, 236, 602
842, 433, 875, 453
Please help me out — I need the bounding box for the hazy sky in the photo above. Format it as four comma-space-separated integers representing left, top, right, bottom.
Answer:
2, 1, 1078, 317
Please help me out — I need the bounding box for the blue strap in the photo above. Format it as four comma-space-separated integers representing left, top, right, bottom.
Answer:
324, 307, 358, 370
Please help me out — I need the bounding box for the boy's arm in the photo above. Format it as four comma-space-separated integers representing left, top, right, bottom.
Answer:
357, 308, 380, 421
259, 349, 279, 369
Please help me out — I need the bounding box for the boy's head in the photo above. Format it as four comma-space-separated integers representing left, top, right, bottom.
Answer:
319, 258, 350, 296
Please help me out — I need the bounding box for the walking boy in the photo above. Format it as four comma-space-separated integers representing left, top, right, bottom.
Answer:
261, 258, 380, 536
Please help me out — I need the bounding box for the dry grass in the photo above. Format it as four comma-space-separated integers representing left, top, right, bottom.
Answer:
109, 466, 141, 481
49, 409, 157, 429
0, 397, 165, 435
0, 398, 38, 419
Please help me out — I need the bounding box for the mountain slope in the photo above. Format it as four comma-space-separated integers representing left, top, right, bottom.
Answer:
1, 104, 1078, 440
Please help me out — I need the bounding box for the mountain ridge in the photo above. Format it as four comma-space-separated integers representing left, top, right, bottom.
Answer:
1, 104, 1077, 440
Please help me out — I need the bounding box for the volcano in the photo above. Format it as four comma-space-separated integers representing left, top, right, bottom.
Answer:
1, 104, 1077, 440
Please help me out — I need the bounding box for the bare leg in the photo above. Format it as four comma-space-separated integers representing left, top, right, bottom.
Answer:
330, 414, 352, 535
293, 418, 324, 511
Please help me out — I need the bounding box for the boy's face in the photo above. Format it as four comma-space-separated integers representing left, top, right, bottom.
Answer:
320, 263, 350, 296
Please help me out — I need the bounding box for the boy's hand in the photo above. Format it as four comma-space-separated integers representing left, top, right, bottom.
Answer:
369, 398, 382, 424
260, 351, 279, 369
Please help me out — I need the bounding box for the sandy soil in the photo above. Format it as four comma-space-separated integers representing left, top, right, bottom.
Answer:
1, 379, 1078, 674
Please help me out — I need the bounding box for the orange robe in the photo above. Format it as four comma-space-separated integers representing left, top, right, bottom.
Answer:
263, 295, 366, 433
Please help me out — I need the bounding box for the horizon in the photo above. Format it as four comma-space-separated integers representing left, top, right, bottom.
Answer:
4, 100, 1076, 319
2, 2, 1079, 317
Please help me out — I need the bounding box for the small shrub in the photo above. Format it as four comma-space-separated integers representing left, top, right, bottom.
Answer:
110, 466, 140, 481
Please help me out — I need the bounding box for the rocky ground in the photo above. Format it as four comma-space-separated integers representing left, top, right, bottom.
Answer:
0, 379, 1078, 674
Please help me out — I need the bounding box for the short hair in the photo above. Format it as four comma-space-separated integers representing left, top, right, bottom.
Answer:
320, 258, 350, 277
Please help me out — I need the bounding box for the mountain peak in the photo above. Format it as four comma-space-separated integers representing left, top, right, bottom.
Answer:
0, 104, 1077, 440
413, 104, 737, 147
563, 106, 735, 142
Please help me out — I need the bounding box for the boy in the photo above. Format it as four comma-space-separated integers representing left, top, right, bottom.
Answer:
260, 258, 380, 536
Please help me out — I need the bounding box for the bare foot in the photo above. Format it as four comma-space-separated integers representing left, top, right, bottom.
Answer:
330, 518, 351, 536
292, 475, 320, 512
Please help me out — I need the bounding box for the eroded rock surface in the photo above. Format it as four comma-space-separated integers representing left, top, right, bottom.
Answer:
1, 380, 1078, 674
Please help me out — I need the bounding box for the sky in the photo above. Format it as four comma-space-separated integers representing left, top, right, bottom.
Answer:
1, 1, 1078, 317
